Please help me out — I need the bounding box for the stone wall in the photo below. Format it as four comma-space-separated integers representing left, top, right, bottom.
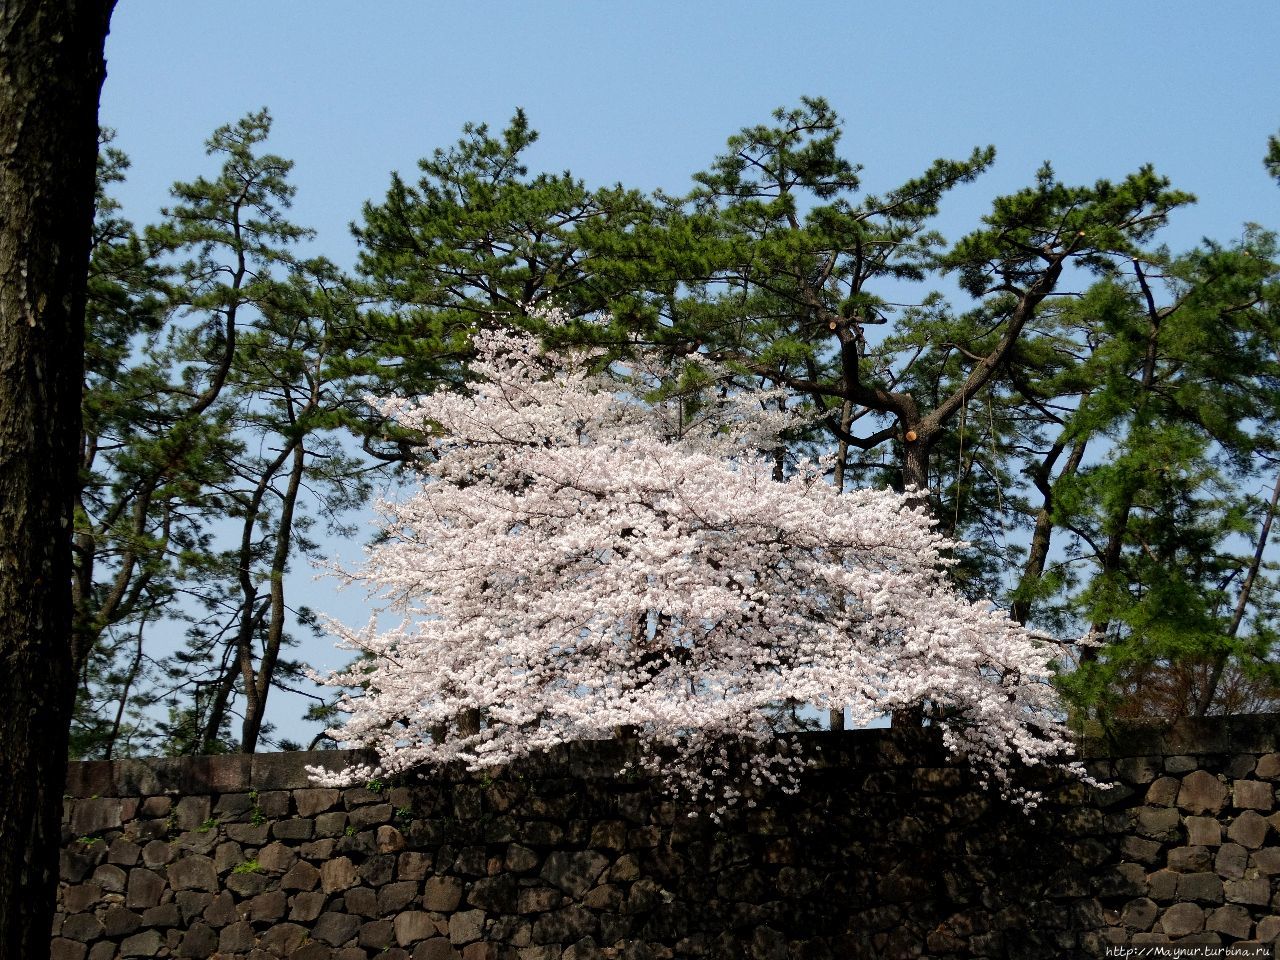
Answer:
54, 716, 1280, 960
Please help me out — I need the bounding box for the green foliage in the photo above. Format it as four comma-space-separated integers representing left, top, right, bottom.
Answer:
232, 859, 261, 875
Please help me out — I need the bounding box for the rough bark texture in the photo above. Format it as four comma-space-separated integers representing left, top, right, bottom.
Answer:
0, 2, 115, 957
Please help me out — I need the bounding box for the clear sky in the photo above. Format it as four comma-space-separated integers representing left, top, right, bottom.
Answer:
97, 2, 1280, 746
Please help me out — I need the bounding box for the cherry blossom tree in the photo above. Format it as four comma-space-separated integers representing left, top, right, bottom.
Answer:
312, 311, 1078, 808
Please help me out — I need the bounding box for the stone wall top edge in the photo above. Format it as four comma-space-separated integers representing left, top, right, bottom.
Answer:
63, 714, 1279, 797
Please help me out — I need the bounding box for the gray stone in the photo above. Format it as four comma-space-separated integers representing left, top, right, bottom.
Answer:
398, 850, 432, 880
1144, 777, 1179, 806
1177, 871, 1224, 903
414, 940, 457, 960
87, 944, 115, 960
167, 854, 217, 892
1252, 846, 1280, 874
141, 840, 173, 868
1256, 753, 1280, 779
72, 798, 123, 836
1214, 843, 1248, 879
177, 922, 218, 959
423, 875, 464, 912
140, 904, 181, 928
1233, 779, 1275, 810
345, 886, 380, 917
244, 889, 284, 923
1206, 904, 1253, 939
293, 944, 335, 960
302, 838, 338, 860
1178, 770, 1229, 814
369, 879, 413, 914
120, 929, 165, 957
518, 886, 562, 914
213, 840, 243, 874
125, 867, 166, 908
1160, 902, 1205, 937
1258, 915, 1280, 942
224, 822, 270, 845
1116, 756, 1160, 784
202, 891, 237, 926
61, 913, 105, 942
108, 837, 142, 865
102, 905, 142, 937
540, 849, 611, 897
1225, 877, 1271, 905
449, 909, 487, 945
91, 863, 127, 893
255, 840, 296, 873
1135, 806, 1180, 841
1165, 754, 1198, 773
272, 818, 314, 841
348, 803, 394, 830
315, 811, 348, 837
469, 874, 518, 912
532, 906, 596, 945
505, 844, 540, 873
289, 889, 327, 922
260, 922, 308, 957
1228, 809, 1269, 848
321, 856, 358, 893
51, 939, 87, 960
1186, 816, 1222, 846
359, 919, 396, 950
295, 788, 342, 817
174, 796, 212, 831
378, 824, 407, 852
219, 920, 255, 953
225, 870, 269, 896
358, 852, 396, 886
281, 859, 320, 891
1121, 836, 1162, 863
176, 891, 213, 924
1167, 846, 1211, 872
396, 911, 440, 947
313, 911, 361, 947
1120, 897, 1157, 932
62, 882, 102, 913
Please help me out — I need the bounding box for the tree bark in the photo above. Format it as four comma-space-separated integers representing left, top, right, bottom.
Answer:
0, 2, 115, 956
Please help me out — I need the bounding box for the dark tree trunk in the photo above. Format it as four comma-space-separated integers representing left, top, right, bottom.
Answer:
0, 3, 115, 957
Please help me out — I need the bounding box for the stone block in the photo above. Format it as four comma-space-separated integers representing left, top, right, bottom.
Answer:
71, 798, 123, 836
1185, 816, 1222, 846
167, 854, 217, 892
422, 876, 464, 912
174, 796, 212, 831
1135, 806, 1180, 841
218, 920, 255, 953
272, 818, 314, 841
102, 906, 142, 937
141, 840, 172, 868
1233, 779, 1275, 811
449, 909, 487, 946
1214, 843, 1247, 879
345, 886, 379, 917
396, 911, 440, 947
320, 855, 360, 896
1228, 809, 1269, 848
379, 880, 420, 914
1178, 771, 1228, 814
1144, 777, 1179, 806
51, 939, 87, 960
1206, 904, 1253, 939
289, 890, 327, 922
176, 922, 217, 958
281, 860, 320, 891
1225, 878, 1271, 906
202, 891, 236, 926
1159, 902, 1205, 937
1120, 897, 1157, 932
1176, 872, 1224, 903
1116, 756, 1161, 784
378, 824, 407, 853
141, 904, 180, 928
61, 913, 105, 942
398, 850, 433, 880
62, 882, 102, 914
314, 811, 348, 838
125, 868, 166, 908
260, 922, 308, 957
295, 788, 342, 817
120, 929, 165, 957
108, 837, 142, 866
1256, 752, 1280, 779
255, 841, 297, 873
312, 911, 361, 947
540, 849, 611, 897
359, 919, 396, 950
248, 889, 287, 922
1167, 846, 1211, 872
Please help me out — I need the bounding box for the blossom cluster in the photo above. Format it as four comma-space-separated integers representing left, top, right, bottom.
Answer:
311, 316, 1077, 810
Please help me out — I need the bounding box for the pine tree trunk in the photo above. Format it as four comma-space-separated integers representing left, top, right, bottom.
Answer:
0, 3, 115, 956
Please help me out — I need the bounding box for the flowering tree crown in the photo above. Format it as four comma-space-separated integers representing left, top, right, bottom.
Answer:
311, 312, 1077, 810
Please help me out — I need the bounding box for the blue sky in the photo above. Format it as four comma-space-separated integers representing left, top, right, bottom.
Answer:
97, 2, 1279, 745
